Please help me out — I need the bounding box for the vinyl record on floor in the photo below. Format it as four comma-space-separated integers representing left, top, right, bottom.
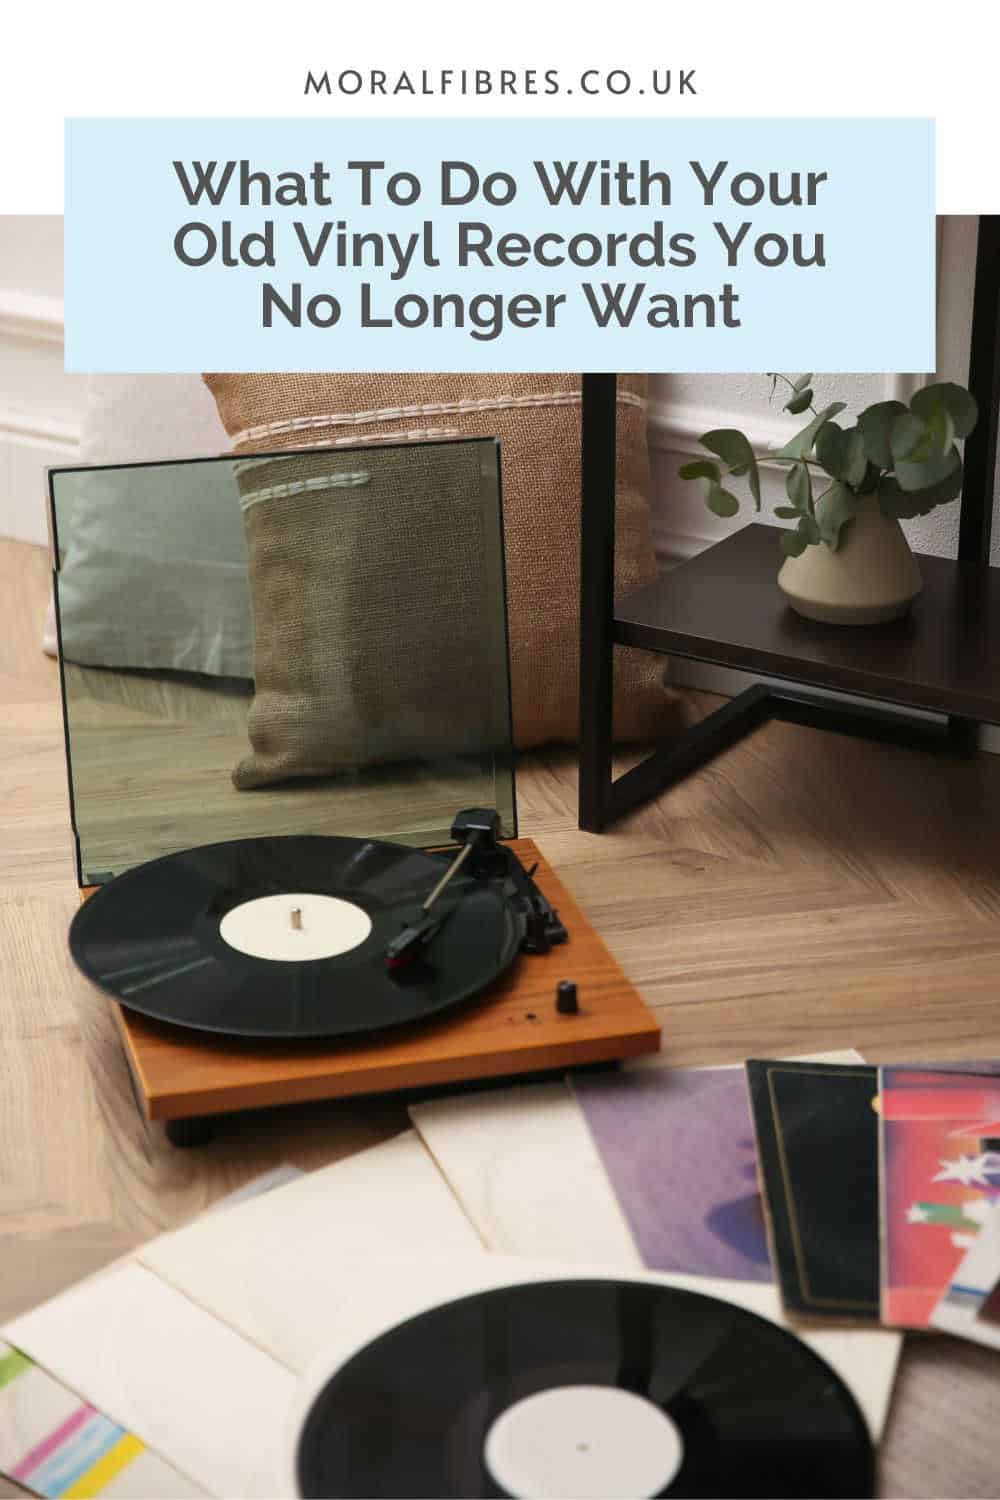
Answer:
70, 834, 522, 1039
293, 1279, 875, 1499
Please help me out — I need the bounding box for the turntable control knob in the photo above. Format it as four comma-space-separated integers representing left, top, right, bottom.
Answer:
556, 980, 579, 1015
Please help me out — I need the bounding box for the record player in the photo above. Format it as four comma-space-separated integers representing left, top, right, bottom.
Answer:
50, 438, 659, 1144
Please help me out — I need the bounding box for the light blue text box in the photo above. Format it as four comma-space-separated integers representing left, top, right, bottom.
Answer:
65, 118, 934, 373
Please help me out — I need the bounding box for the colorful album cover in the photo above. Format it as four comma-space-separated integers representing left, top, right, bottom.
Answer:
928, 1198, 1000, 1348
745, 1060, 880, 1320
880, 1067, 1000, 1328
573, 1066, 772, 1281
0, 1341, 201, 1498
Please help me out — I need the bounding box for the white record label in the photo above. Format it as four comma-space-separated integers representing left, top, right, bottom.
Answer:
218, 893, 372, 962
483, 1383, 684, 1499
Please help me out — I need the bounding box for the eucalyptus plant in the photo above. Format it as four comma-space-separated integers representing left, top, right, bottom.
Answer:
678, 374, 979, 557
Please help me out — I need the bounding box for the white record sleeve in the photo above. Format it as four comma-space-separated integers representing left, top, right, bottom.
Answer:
411, 1081, 642, 1266
138, 1130, 483, 1370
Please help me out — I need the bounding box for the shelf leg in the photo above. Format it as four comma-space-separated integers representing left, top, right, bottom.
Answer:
579, 373, 619, 832
593, 685, 968, 830
949, 215, 1000, 756
607, 685, 772, 823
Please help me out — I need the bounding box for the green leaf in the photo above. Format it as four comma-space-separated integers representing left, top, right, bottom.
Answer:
681, 456, 742, 521
896, 407, 952, 465
895, 443, 961, 494
779, 512, 822, 554
857, 400, 908, 468
781, 528, 809, 558
842, 429, 868, 488
780, 513, 820, 556
911, 381, 978, 440
860, 461, 881, 494
678, 459, 722, 482
776, 401, 847, 460
923, 402, 956, 458
816, 423, 867, 489
890, 411, 929, 463
784, 388, 814, 415
815, 421, 845, 478
706, 483, 740, 518
815, 480, 859, 551
700, 429, 753, 470
878, 455, 964, 518
774, 505, 802, 518
786, 461, 813, 510
700, 428, 761, 509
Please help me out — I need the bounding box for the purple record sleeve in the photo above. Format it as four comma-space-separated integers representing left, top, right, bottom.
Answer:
574, 1067, 772, 1281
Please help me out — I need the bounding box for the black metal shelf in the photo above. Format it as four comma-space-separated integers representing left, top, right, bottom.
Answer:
616, 524, 1000, 725
578, 217, 1000, 832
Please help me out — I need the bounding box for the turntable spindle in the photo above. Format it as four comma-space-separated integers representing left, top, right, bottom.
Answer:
291, 907, 303, 929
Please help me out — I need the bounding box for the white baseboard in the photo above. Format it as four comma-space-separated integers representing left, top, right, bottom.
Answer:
646, 373, 928, 465
647, 396, 795, 466
0, 410, 80, 545
0, 290, 64, 346
0, 284, 81, 546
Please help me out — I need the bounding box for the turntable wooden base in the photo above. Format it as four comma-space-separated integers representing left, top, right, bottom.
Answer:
82, 840, 660, 1133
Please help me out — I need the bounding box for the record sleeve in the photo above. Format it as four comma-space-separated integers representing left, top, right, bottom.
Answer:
575, 1066, 772, 1282
880, 1065, 1000, 1327
746, 1060, 880, 1320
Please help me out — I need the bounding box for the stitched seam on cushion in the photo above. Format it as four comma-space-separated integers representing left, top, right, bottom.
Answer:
237, 426, 467, 452
238, 472, 370, 510
228, 389, 645, 447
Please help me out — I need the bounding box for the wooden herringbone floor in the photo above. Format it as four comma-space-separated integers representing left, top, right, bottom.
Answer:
5, 535, 1000, 1495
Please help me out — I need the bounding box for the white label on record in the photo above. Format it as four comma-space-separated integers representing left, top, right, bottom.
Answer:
483, 1383, 684, 1499
218, 893, 372, 962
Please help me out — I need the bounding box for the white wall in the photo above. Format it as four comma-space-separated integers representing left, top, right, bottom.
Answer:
0, 215, 84, 544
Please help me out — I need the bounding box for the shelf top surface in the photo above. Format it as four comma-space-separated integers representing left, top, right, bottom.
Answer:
615, 524, 1000, 722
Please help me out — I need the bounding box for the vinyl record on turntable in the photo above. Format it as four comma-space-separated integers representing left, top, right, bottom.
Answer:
290, 1278, 875, 1499
69, 833, 523, 1040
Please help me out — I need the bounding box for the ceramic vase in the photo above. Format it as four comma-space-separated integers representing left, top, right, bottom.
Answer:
777, 494, 922, 625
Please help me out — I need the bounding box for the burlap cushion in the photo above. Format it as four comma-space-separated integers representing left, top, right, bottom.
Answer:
203, 373, 676, 756
230, 442, 510, 788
